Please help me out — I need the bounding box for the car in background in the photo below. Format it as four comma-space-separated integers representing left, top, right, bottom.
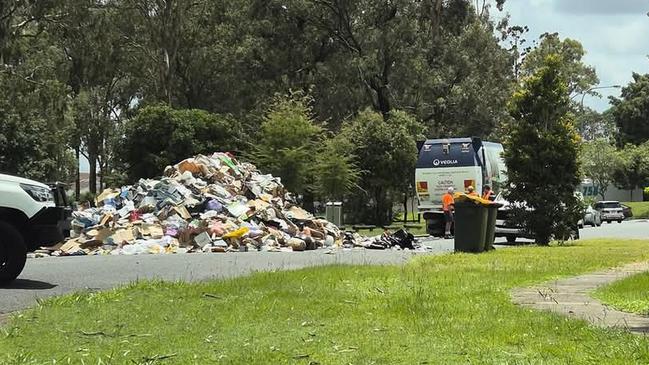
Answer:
621, 204, 633, 219
579, 205, 601, 228
594, 201, 625, 224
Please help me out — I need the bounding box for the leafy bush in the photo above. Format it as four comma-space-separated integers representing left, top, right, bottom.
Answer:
250, 92, 323, 195
120, 105, 241, 180
313, 138, 361, 201
77, 191, 96, 206
338, 109, 423, 225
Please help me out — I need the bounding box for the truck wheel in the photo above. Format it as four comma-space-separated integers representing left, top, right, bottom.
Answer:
0, 221, 27, 284
570, 227, 580, 240
426, 217, 444, 237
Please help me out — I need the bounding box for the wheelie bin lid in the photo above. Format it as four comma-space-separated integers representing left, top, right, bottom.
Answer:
454, 193, 503, 208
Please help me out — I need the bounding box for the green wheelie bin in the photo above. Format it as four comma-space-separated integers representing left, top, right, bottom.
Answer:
453, 200, 489, 253
484, 202, 503, 251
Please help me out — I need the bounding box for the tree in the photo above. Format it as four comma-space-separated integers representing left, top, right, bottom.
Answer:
610, 73, 649, 146
503, 55, 582, 245
300, 0, 513, 138
120, 105, 241, 180
251, 92, 323, 196
53, 0, 134, 195
612, 143, 649, 201
68, 87, 118, 194
420, 19, 514, 138
0, 4, 76, 182
0, 0, 517, 186
520, 33, 598, 97
339, 109, 422, 225
579, 139, 618, 199
574, 107, 615, 142
312, 138, 361, 201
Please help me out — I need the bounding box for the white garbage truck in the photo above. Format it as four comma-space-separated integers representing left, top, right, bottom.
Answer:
0, 174, 70, 283
415, 137, 506, 236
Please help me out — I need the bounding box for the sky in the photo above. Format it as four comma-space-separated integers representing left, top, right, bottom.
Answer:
501, 0, 649, 111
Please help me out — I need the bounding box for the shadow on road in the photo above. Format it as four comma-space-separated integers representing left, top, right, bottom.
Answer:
2, 279, 57, 290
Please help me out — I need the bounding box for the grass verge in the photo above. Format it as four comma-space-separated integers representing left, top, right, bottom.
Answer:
624, 201, 649, 219
593, 271, 649, 315
3, 239, 649, 364
345, 212, 428, 236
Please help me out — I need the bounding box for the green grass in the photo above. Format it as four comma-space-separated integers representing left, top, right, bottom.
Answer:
393, 211, 421, 221
4, 240, 649, 364
593, 271, 649, 315
345, 212, 428, 236
348, 222, 427, 236
624, 202, 649, 219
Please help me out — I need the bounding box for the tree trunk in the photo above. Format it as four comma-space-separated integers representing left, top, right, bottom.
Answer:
403, 193, 408, 224
374, 187, 384, 225
75, 146, 81, 200
376, 84, 391, 117
89, 156, 97, 195
99, 160, 105, 191
88, 141, 99, 195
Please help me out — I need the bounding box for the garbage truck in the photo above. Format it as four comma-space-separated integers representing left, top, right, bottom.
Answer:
0, 174, 70, 283
415, 137, 506, 236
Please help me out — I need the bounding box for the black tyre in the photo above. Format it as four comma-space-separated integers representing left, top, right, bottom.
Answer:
0, 221, 27, 284
570, 227, 580, 240
506, 236, 516, 244
618, 220, 623, 224
426, 217, 444, 237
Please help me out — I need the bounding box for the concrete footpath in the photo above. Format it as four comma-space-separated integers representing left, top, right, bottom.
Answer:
512, 262, 649, 334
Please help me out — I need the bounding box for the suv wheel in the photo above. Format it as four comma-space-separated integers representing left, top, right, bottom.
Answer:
506, 236, 516, 244
0, 221, 27, 284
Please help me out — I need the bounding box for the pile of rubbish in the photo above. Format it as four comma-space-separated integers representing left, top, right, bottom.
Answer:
52, 153, 343, 256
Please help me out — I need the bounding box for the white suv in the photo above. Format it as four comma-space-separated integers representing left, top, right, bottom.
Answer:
594, 201, 625, 224
0, 174, 70, 283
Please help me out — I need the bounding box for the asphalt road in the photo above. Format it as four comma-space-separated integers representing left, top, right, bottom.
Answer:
1, 239, 454, 314
2, 220, 648, 314
580, 219, 649, 240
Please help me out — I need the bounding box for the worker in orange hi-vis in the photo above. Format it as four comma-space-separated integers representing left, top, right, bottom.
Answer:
442, 187, 455, 239
466, 186, 479, 197
482, 184, 493, 201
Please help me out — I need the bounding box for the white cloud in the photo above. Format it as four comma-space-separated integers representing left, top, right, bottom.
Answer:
502, 0, 649, 111
554, 0, 649, 15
